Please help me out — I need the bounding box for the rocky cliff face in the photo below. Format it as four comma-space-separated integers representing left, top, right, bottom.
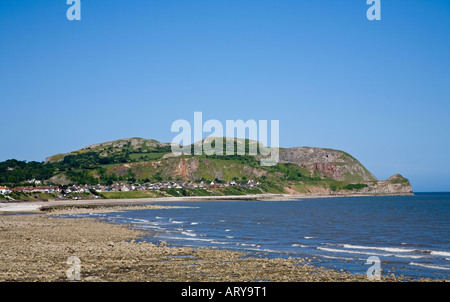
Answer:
279, 147, 377, 182
363, 174, 413, 195
43, 137, 413, 195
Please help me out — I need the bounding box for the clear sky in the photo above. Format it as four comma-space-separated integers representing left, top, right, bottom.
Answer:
0, 0, 449, 192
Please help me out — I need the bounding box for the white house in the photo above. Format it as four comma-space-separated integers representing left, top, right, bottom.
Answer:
0, 186, 11, 195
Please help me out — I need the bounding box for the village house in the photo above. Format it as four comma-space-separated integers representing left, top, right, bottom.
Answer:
120, 184, 131, 192
12, 186, 34, 193
31, 186, 61, 194
246, 180, 260, 187
0, 186, 11, 195
0, 178, 263, 198
93, 185, 108, 192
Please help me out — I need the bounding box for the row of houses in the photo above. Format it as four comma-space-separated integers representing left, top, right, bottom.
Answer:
91, 180, 261, 193
0, 180, 262, 195
1, 186, 61, 194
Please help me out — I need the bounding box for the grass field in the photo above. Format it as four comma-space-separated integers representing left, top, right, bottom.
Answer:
101, 191, 158, 199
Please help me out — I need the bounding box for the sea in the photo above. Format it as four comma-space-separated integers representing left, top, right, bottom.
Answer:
68, 192, 450, 280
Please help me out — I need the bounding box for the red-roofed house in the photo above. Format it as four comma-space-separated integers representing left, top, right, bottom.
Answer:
0, 186, 11, 194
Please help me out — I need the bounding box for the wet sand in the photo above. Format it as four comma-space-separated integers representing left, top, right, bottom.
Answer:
0, 205, 426, 282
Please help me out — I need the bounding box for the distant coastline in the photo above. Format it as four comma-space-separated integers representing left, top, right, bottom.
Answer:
0, 138, 414, 203
0, 191, 414, 214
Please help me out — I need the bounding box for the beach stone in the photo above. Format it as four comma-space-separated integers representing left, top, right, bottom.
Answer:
0, 211, 443, 283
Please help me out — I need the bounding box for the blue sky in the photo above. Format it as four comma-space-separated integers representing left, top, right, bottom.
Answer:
0, 0, 449, 191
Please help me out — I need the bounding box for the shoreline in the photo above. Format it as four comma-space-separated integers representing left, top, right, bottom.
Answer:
0, 192, 414, 214
1, 197, 444, 282
0, 210, 419, 282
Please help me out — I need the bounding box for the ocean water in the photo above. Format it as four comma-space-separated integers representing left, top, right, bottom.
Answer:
72, 193, 450, 280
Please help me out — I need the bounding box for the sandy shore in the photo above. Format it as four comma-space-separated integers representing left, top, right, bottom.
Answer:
1, 194, 439, 282
1, 210, 415, 282
4, 199, 442, 283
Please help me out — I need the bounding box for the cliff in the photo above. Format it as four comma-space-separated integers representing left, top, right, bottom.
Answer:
38, 137, 413, 196
279, 147, 377, 182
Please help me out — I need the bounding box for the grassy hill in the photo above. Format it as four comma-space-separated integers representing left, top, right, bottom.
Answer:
0, 137, 413, 198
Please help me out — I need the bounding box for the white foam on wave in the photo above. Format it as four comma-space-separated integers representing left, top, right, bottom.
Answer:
331, 244, 450, 259
292, 244, 308, 248
238, 243, 259, 247
430, 250, 450, 257
161, 236, 215, 243
171, 220, 184, 224
340, 244, 416, 253
410, 262, 450, 270
191, 222, 200, 225
320, 255, 354, 261
318, 247, 388, 256
211, 240, 229, 245
139, 225, 162, 230
303, 236, 315, 239
225, 229, 233, 232
317, 247, 426, 259
130, 219, 151, 224
181, 231, 197, 237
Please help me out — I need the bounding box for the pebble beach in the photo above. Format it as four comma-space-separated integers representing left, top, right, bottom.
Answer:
0, 203, 430, 282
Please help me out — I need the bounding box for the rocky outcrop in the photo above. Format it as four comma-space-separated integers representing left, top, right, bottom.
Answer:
279, 147, 377, 182
80, 137, 167, 152
364, 174, 413, 195
173, 157, 199, 180
46, 173, 71, 186
45, 138, 171, 163
42, 137, 413, 196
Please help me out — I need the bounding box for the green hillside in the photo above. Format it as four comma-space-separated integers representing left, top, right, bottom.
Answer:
0, 137, 413, 198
